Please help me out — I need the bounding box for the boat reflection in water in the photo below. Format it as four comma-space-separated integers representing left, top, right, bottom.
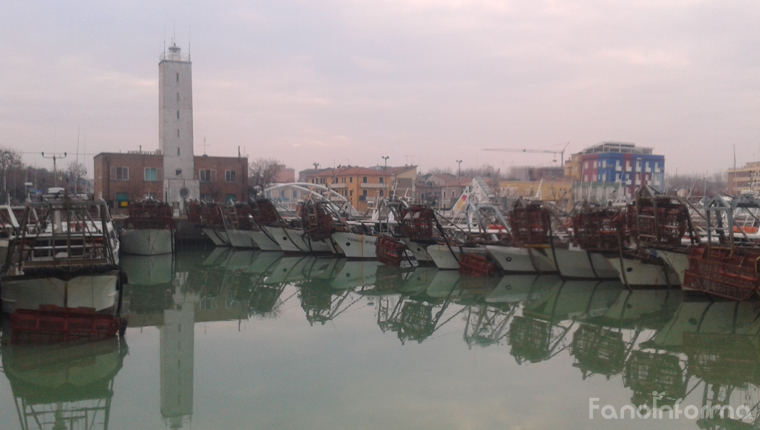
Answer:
1, 337, 128, 430
20, 248, 760, 430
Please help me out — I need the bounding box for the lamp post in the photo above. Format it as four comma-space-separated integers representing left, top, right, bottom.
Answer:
456, 159, 462, 188
313, 162, 320, 184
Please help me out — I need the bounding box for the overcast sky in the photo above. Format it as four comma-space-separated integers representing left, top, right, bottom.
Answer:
1, 1, 758, 176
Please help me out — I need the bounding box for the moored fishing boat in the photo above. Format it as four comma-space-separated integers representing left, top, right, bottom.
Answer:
509, 199, 622, 279
224, 202, 258, 249
119, 198, 175, 255
1, 197, 123, 315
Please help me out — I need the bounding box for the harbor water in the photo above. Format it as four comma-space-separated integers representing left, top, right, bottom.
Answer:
1, 248, 758, 430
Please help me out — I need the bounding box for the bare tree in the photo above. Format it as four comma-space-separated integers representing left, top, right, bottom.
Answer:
248, 158, 282, 192
664, 172, 727, 196
0, 148, 22, 203
66, 161, 88, 195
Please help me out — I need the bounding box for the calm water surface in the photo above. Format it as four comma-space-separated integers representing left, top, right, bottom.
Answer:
1, 248, 758, 430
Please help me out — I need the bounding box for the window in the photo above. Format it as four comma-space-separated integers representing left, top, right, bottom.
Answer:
201, 194, 213, 202
379, 190, 384, 197
363, 190, 368, 196
349, 177, 353, 183
379, 177, 384, 184
225, 170, 237, 182
349, 190, 353, 197
177, 110, 180, 119
177, 129, 180, 138
176, 92, 180, 101
175, 168, 182, 176
177, 147, 180, 156
225, 194, 236, 204
144, 167, 160, 182
110, 167, 129, 181
176, 72, 179, 82
362, 177, 367, 183
293, 191, 298, 199
199, 169, 216, 182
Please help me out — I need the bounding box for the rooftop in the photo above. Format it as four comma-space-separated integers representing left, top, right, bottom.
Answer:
579, 141, 654, 155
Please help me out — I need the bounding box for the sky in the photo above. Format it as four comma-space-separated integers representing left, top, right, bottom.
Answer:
1, 0, 758, 177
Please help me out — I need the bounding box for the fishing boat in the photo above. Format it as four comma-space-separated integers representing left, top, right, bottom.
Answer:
223, 202, 259, 249
1, 197, 123, 315
120, 198, 175, 255
298, 198, 376, 257
605, 187, 693, 288
188, 201, 230, 246
252, 198, 333, 253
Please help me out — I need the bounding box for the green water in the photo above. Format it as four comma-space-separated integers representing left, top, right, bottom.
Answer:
1, 248, 759, 430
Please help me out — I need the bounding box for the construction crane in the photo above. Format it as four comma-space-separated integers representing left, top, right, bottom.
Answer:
483, 142, 570, 169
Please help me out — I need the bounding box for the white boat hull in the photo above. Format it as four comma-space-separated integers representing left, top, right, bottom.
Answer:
605, 257, 681, 287
250, 230, 282, 251
1, 270, 119, 314
226, 229, 258, 249
263, 227, 332, 253
552, 248, 618, 279
203, 228, 228, 246
426, 244, 460, 269
120, 229, 173, 255
485, 245, 556, 273
402, 239, 433, 262
656, 250, 689, 286
427, 245, 488, 270
332, 232, 377, 259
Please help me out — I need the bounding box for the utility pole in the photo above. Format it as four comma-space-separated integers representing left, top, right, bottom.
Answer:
41, 152, 67, 188
382, 156, 389, 199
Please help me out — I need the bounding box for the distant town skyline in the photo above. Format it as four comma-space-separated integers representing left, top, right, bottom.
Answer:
2, 1, 758, 177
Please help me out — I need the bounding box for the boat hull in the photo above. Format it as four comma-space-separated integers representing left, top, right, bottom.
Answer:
226, 229, 258, 249
402, 239, 433, 263
427, 245, 487, 270
202, 228, 228, 246
263, 227, 332, 253
332, 232, 377, 259
120, 228, 173, 255
1, 270, 120, 314
605, 257, 681, 287
656, 250, 689, 286
485, 245, 556, 273
250, 230, 282, 251
552, 248, 618, 279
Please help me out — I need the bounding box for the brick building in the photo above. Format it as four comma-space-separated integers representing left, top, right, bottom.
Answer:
94, 151, 248, 209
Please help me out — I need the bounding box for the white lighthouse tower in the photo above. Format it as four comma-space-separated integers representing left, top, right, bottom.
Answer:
159, 42, 199, 211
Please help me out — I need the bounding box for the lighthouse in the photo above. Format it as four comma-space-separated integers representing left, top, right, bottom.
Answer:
159, 42, 199, 211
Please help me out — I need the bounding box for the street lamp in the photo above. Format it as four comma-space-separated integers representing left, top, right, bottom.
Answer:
313, 162, 320, 184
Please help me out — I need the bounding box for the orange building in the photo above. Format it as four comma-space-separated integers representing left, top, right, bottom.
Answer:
309, 167, 391, 212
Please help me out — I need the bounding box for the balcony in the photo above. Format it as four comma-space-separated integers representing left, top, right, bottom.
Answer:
328, 183, 347, 189
360, 183, 387, 189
